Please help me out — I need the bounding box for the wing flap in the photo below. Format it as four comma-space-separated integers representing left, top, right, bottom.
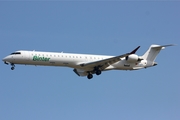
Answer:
79, 53, 130, 69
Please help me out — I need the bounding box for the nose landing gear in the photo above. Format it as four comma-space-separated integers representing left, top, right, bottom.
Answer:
11, 63, 15, 70
4, 61, 9, 65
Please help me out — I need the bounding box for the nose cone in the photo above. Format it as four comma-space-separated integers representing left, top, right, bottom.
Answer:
2, 56, 11, 62
2, 57, 6, 61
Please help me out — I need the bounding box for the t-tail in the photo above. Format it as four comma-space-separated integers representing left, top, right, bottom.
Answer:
142, 44, 175, 67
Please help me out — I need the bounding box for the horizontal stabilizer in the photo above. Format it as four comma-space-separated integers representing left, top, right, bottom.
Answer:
151, 44, 176, 49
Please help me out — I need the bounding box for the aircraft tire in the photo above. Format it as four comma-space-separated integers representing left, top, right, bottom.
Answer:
87, 74, 93, 79
11, 67, 15, 70
96, 70, 101, 75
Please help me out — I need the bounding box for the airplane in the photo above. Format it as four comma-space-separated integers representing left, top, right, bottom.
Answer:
2, 44, 174, 79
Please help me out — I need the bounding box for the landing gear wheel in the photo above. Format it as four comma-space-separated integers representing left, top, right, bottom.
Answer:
87, 74, 93, 79
11, 67, 15, 70
11, 63, 15, 70
96, 70, 101, 75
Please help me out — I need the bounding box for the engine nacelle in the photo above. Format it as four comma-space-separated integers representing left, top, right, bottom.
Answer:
125, 54, 140, 63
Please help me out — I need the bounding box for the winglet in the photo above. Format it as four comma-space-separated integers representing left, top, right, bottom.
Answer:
130, 46, 140, 54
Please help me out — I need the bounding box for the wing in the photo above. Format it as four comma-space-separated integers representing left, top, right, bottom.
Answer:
78, 46, 140, 71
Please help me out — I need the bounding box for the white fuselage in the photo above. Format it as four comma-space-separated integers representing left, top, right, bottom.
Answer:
3, 50, 148, 71
2, 44, 173, 79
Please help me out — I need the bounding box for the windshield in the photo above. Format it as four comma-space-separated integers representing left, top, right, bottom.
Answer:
10, 52, 21, 55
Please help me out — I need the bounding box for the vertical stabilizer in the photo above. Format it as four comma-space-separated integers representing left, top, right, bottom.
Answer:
142, 44, 174, 62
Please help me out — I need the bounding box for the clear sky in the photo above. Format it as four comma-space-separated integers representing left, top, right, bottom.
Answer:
0, 1, 179, 120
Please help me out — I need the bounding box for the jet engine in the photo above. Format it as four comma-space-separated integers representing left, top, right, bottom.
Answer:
125, 54, 142, 63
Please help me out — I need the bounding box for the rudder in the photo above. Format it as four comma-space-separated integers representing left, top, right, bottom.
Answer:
142, 44, 174, 62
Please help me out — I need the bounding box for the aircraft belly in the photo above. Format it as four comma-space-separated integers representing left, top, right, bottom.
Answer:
112, 61, 134, 70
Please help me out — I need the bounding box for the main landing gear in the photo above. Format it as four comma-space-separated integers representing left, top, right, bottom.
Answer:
87, 74, 93, 79
11, 63, 15, 70
87, 68, 102, 79
95, 70, 101, 75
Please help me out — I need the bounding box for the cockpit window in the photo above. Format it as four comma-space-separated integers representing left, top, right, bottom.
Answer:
10, 52, 21, 55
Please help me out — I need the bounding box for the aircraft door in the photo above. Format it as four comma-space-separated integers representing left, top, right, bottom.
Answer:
22, 51, 30, 61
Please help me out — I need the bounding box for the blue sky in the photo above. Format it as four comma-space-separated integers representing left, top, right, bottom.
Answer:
0, 1, 179, 120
